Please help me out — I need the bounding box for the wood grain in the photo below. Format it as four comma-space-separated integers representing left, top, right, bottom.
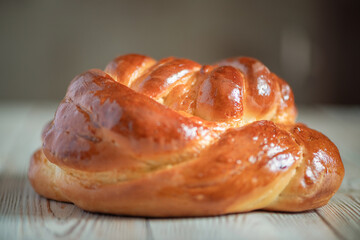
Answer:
0, 103, 359, 240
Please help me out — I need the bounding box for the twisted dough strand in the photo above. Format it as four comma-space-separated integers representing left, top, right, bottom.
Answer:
29, 54, 344, 216
105, 54, 296, 125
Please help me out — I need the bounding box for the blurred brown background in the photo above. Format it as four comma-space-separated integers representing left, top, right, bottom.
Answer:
0, 0, 359, 105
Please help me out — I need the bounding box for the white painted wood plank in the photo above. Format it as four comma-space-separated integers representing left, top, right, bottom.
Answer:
338, 160, 360, 193
316, 193, 360, 240
0, 102, 33, 171
0, 103, 55, 239
148, 210, 338, 240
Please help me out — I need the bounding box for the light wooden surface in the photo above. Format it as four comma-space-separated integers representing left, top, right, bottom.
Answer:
0, 102, 359, 240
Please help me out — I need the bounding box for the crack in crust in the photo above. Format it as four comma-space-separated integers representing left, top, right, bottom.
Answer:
28, 54, 344, 216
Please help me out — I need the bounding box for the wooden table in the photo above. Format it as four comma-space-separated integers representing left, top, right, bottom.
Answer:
0, 102, 359, 240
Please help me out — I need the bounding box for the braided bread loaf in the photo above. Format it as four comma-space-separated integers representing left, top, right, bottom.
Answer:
29, 54, 344, 216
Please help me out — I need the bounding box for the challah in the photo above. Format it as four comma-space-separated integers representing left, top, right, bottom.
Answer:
29, 54, 344, 216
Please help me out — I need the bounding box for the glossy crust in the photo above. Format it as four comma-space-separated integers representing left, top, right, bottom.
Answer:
28, 54, 344, 216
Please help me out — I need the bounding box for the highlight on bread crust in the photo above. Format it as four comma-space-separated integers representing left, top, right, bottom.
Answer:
28, 54, 344, 216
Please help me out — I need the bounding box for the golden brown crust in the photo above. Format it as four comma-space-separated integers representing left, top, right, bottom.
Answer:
29, 54, 344, 216
264, 123, 345, 212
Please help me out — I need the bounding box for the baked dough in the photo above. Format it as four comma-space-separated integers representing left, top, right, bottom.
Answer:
29, 54, 344, 216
